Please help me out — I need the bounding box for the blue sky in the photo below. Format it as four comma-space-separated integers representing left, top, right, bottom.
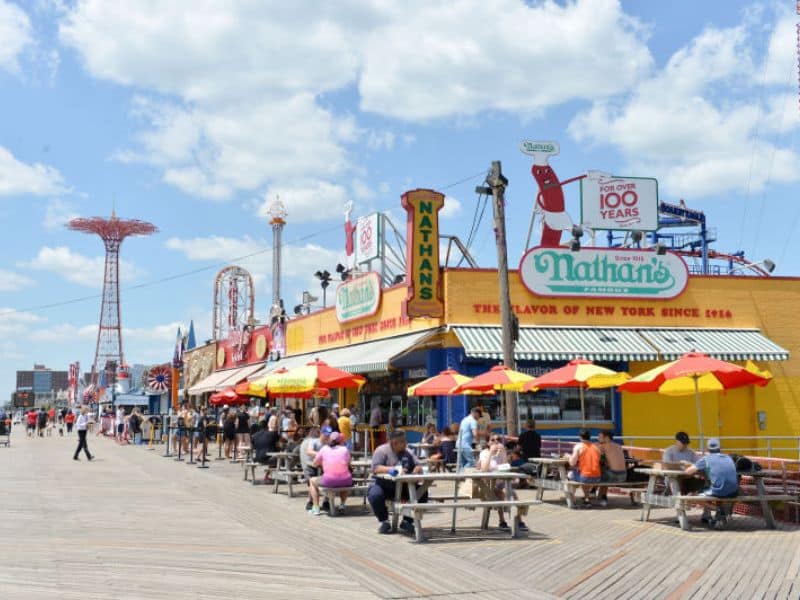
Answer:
0, 0, 797, 398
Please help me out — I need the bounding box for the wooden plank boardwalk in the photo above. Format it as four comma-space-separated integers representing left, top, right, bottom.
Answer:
1, 432, 799, 599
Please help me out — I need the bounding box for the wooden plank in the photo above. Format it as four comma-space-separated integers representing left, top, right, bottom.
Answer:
554, 551, 626, 597
663, 569, 705, 600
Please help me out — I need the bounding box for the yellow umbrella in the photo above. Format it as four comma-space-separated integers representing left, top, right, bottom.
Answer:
264, 359, 365, 395
246, 367, 290, 397
450, 365, 535, 394
521, 359, 630, 425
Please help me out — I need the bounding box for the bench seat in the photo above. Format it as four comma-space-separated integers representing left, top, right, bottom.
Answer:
318, 485, 370, 516
399, 500, 541, 542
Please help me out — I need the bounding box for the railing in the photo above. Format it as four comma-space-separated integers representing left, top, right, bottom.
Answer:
542, 435, 800, 461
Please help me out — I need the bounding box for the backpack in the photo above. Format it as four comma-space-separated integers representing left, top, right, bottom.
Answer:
730, 454, 761, 473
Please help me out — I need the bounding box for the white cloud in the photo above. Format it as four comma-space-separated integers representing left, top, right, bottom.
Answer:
0, 308, 43, 338
440, 195, 462, 219
22, 246, 140, 288
59, 0, 652, 205
0, 146, 67, 197
0, 268, 34, 291
357, 0, 652, 120
351, 179, 374, 201
0, 0, 32, 73
165, 234, 340, 307
29, 323, 96, 343
762, 12, 795, 86
258, 181, 350, 223
569, 20, 800, 197
43, 198, 79, 229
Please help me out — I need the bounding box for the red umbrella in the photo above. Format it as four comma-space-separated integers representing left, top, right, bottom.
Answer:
209, 388, 248, 406
407, 369, 478, 396
618, 352, 772, 448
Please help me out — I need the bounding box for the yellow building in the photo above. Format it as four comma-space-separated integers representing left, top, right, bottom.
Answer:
277, 266, 795, 456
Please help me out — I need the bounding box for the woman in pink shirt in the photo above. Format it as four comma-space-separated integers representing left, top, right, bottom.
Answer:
308, 432, 352, 516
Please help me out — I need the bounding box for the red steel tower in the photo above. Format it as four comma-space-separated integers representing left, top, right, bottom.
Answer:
68, 211, 158, 384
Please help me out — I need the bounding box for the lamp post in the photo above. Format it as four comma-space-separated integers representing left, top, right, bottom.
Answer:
314, 270, 332, 307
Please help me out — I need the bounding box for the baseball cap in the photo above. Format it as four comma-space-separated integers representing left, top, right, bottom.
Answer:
321, 425, 333, 435
675, 431, 690, 444
707, 438, 721, 452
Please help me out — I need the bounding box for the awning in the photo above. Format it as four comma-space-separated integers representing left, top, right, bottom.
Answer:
253, 329, 439, 376
637, 328, 790, 361
188, 363, 266, 395
452, 326, 659, 362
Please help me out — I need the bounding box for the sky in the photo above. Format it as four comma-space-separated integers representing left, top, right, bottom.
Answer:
0, 0, 798, 399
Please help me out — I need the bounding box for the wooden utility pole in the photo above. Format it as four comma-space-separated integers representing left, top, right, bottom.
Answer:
479, 161, 518, 436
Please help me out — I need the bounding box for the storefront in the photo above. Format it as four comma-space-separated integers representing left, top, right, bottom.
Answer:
275, 264, 795, 452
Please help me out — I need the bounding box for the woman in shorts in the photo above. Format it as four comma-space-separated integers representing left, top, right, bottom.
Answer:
223, 413, 237, 459
308, 432, 352, 516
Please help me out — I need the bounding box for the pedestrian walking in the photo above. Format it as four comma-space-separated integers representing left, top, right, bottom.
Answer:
73, 407, 94, 461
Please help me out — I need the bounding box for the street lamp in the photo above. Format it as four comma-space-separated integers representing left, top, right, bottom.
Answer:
314, 270, 332, 307
335, 263, 353, 281
569, 224, 583, 252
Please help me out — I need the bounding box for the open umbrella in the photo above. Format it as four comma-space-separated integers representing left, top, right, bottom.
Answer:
264, 359, 365, 394
618, 352, 772, 449
521, 359, 630, 426
450, 365, 534, 394
209, 387, 248, 406
246, 367, 290, 397
407, 369, 476, 397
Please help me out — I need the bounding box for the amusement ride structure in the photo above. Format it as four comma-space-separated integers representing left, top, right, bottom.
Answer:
68, 211, 158, 386
212, 265, 255, 341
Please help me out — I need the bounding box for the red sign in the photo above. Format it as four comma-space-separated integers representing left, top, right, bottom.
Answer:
217, 324, 271, 369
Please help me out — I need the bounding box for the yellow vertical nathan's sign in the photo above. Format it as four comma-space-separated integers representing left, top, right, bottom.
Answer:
401, 188, 445, 318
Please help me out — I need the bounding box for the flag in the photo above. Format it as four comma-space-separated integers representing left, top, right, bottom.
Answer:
186, 320, 197, 350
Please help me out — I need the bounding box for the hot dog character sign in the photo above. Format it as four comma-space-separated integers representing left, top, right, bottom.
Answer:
520, 140, 572, 248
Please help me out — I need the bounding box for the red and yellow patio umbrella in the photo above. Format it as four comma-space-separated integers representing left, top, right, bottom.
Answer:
521, 358, 630, 425
618, 351, 771, 448
264, 359, 366, 395
209, 387, 249, 406
246, 367, 289, 397
450, 365, 535, 394
407, 369, 477, 397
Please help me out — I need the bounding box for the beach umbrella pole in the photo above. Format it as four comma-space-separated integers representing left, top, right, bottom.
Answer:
694, 376, 704, 451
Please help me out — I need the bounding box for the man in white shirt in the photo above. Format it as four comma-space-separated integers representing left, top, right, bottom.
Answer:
73, 407, 94, 461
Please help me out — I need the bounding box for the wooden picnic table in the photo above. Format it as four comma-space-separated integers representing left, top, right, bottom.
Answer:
376, 471, 536, 542
636, 467, 796, 530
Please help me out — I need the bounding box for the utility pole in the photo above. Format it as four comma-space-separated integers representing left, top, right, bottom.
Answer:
478, 161, 518, 436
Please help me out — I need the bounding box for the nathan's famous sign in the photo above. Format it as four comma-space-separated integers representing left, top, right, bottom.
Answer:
335, 272, 381, 324
520, 247, 689, 300
401, 189, 445, 318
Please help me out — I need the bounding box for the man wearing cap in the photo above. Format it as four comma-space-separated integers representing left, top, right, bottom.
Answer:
663, 432, 698, 465
685, 438, 739, 527
457, 407, 481, 470
368, 430, 428, 534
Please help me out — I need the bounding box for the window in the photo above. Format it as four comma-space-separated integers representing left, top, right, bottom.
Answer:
518, 388, 613, 423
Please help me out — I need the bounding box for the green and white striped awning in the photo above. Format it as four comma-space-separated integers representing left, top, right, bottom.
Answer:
452, 326, 659, 362
637, 328, 789, 361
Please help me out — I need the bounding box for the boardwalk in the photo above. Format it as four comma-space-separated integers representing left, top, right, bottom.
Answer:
2, 432, 800, 599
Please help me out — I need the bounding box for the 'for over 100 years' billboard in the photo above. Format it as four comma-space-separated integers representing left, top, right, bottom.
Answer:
580, 173, 658, 232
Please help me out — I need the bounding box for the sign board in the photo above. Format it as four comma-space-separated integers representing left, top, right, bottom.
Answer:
580, 174, 658, 231
519, 246, 689, 300
217, 324, 272, 369
356, 212, 381, 263
520, 140, 559, 158
335, 272, 382, 323
401, 189, 445, 319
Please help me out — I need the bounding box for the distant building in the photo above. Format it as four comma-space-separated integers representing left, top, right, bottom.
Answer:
14, 364, 69, 408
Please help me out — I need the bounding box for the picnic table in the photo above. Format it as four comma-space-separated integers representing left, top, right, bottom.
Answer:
408, 442, 435, 458
376, 471, 538, 542
529, 457, 647, 508
636, 467, 797, 530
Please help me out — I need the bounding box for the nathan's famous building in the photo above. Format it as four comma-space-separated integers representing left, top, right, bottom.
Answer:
186, 174, 797, 457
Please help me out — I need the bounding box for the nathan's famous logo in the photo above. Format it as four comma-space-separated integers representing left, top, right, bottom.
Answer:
336, 273, 381, 323
520, 140, 558, 155
519, 247, 688, 299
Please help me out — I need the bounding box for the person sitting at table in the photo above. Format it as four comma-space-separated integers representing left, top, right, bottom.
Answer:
338, 408, 353, 450
565, 428, 602, 506
663, 431, 705, 494
300, 427, 324, 510
368, 430, 428, 535
420, 423, 437, 457
684, 438, 739, 528
479, 434, 528, 531
664, 431, 698, 465
252, 420, 280, 483
427, 426, 456, 471
595, 430, 627, 507
308, 431, 353, 516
